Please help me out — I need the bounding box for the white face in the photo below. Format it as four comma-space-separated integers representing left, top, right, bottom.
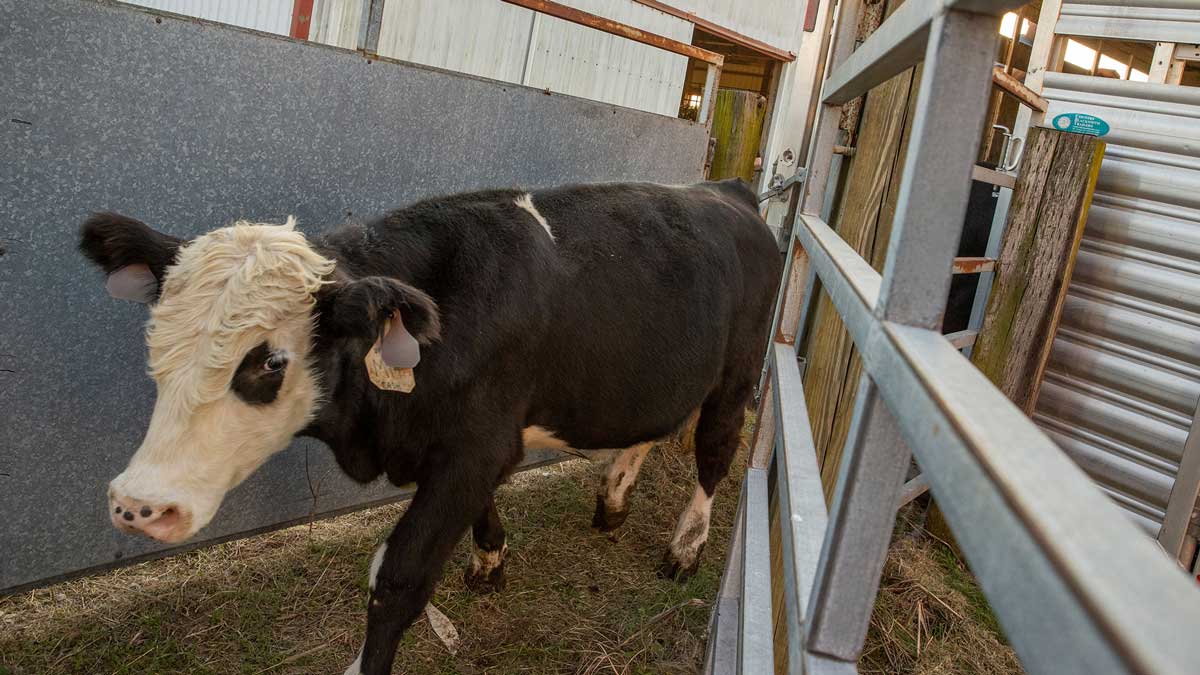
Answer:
107, 221, 335, 543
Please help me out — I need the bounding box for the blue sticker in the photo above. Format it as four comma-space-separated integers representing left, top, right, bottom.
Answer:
1051, 113, 1110, 137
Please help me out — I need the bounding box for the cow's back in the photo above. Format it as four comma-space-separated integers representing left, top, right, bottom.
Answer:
525, 180, 781, 449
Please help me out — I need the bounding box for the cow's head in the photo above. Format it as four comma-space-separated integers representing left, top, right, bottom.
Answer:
80, 214, 438, 543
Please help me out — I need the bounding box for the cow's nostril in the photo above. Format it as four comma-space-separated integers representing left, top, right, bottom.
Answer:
140, 506, 152, 518
115, 506, 122, 514
122, 511, 135, 522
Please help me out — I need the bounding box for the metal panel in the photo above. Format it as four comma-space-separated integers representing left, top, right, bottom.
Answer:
1058, 2, 1200, 43
0, 0, 706, 593
522, 0, 693, 117
121, 0, 296, 34
649, 0, 805, 55
375, 0, 536, 83
310, 0, 362, 49
1036, 71, 1200, 536
364, 0, 692, 117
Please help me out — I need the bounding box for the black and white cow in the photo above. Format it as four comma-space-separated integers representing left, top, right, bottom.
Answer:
79, 179, 782, 674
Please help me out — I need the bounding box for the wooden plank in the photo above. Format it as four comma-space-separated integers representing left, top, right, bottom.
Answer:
1150, 42, 1186, 85
499, 0, 723, 65
993, 65, 1048, 112
972, 164, 1016, 189
708, 90, 768, 182
970, 127, 1105, 414
810, 60, 923, 499
952, 256, 996, 274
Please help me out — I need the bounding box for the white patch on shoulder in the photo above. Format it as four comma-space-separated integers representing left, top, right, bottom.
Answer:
522, 425, 569, 450
343, 648, 363, 675
369, 541, 387, 592
515, 193, 554, 242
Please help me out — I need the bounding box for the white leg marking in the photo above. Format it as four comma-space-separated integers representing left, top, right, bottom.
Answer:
469, 539, 508, 577
369, 541, 387, 592
669, 484, 714, 566
522, 425, 569, 450
515, 193, 554, 242
343, 648, 363, 675
602, 442, 653, 511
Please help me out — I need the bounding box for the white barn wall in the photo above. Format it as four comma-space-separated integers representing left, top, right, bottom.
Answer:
663, 0, 805, 55
525, 0, 692, 117
121, 0, 295, 35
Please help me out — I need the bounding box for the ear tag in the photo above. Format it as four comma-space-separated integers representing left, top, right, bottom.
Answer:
105, 264, 158, 303
364, 313, 418, 393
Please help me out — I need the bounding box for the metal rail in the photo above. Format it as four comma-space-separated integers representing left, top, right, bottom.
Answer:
708, 0, 1200, 672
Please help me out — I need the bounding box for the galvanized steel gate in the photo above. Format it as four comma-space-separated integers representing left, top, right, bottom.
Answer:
707, 0, 1200, 672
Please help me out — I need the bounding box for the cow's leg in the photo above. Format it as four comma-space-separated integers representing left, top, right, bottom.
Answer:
592, 441, 654, 532
660, 383, 751, 581
465, 495, 508, 593
347, 457, 501, 675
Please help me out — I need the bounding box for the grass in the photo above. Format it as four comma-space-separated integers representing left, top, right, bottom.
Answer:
1, 423, 1020, 674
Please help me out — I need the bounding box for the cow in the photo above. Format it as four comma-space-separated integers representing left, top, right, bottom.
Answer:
78, 179, 782, 674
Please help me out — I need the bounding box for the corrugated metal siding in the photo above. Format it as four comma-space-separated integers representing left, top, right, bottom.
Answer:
1058, 1, 1200, 42
330, 0, 691, 117
375, 0, 535, 83
122, 0, 295, 35
658, 0, 802, 54
310, 0, 361, 49
524, 0, 692, 117
1033, 72, 1200, 535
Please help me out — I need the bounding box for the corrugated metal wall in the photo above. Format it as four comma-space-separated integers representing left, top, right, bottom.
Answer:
663, 0, 803, 55
524, 0, 692, 117
368, 0, 691, 117
1034, 73, 1200, 534
122, 0, 295, 35
1058, 1, 1200, 43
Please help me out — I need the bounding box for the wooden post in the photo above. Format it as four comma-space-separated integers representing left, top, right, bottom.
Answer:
708, 90, 768, 182
927, 127, 1104, 550
970, 127, 1105, 414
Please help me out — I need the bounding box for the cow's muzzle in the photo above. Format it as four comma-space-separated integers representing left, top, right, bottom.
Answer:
108, 491, 192, 543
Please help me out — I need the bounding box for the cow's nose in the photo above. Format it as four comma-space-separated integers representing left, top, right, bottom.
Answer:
108, 494, 190, 543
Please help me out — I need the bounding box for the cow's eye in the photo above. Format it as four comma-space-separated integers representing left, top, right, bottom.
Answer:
264, 352, 288, 373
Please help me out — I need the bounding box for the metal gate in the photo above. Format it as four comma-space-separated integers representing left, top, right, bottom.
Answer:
707, 0, 1200, 672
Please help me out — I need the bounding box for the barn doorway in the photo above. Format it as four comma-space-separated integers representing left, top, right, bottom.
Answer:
679, 28, 783, 184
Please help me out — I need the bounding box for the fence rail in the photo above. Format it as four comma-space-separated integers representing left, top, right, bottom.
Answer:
708, 0, 1200, 672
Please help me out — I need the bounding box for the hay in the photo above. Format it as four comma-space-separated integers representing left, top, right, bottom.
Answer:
1, 416, 1018, 674
861, 532, 1022, 674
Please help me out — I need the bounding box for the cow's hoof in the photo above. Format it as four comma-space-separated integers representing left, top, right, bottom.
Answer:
657, 546, 703, 582
591, 494, 629, 532
464, 561, 507, 594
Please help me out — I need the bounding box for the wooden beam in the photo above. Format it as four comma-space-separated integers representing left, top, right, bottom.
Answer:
953, 257, 996, 274
1150, 42, 1186, 85
500, 0, 723, 65
971, 127, 1105, 415
628, 0, 796, 62
972, 164, 1016, 189
993, 66, 1048, 112
289, 0, 314, 39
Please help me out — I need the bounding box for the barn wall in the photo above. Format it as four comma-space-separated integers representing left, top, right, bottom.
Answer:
658, 0, 805, 54
121, 0, 296, 34
0, 0, 707, 593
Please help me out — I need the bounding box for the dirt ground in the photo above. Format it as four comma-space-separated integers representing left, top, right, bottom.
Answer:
1, 432, 1019, 674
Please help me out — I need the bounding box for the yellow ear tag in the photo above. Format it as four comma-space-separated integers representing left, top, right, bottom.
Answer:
365, 334, 416, 393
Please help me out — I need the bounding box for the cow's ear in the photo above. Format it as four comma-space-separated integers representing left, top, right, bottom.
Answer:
79, 212, 184, 303
316, 277, 441, 362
